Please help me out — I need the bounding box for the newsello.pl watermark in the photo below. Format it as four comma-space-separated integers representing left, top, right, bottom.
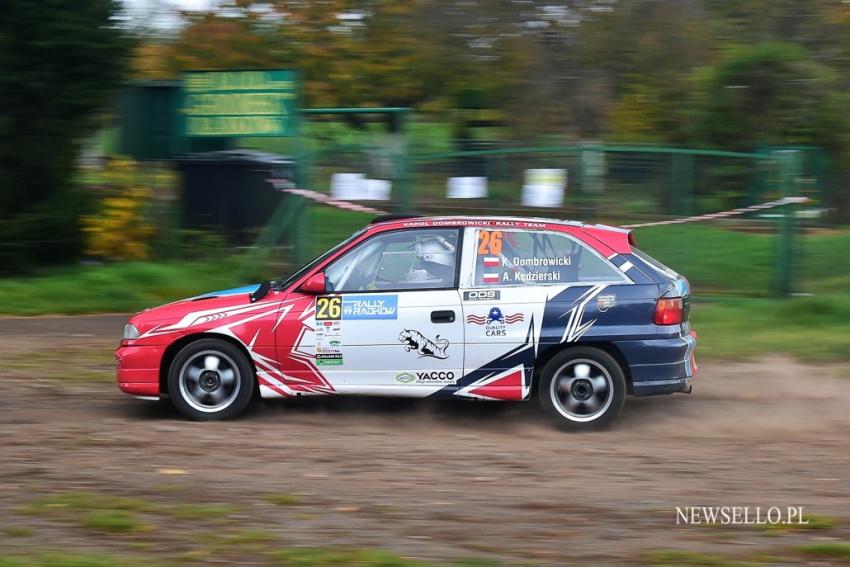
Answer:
676, 506, 809, 526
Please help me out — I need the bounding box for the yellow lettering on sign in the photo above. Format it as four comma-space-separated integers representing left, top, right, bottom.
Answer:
186, 116, 288, 137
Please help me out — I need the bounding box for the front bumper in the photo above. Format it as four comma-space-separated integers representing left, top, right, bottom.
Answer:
614, 331, 697, 396
115, 345, 164, 398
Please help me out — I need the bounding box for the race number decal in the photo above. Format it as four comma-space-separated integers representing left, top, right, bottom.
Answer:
477, 230, 503, 256
478, 230, 503, 285
316, 296, 342, 320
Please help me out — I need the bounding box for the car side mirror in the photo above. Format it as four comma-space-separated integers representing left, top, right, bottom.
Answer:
299, 272, 326, 294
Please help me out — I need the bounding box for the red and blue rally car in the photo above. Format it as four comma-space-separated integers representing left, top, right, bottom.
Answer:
116, 216, 696, 430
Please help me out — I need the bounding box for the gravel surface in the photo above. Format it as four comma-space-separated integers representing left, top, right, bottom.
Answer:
1, 315, 849, 565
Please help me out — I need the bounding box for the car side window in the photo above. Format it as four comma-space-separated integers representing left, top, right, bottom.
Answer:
326, 228, 460, 292
472, 228, 625, 286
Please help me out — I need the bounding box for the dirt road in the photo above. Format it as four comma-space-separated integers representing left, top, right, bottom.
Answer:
1, 315, 849, 565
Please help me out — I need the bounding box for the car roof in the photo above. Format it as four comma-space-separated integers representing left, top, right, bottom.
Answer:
367, 215, 633, 254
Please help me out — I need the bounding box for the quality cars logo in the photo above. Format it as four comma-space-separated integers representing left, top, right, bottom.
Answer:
466, 307, 524, 337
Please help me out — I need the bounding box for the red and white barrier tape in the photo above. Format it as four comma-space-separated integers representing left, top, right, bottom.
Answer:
270, 181, 809, 229
622, 196, 809, 228
273, 185, 389, 215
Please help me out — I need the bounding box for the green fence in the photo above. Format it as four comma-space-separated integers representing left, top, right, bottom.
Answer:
263, 142, 824, 298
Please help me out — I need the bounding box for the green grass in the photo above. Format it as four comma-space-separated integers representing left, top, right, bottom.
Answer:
310, 207, 373, 256
0, 260, 246, 315
692, 294, 850, 361
265, 492, 300, 506
20, 491, 243, 536
269, 548, 496, 567
23, 492, 156, 515
0, 553, 159, 567
796, 541, 850, 560
3, 526, 33, 537
21, 492, 154, 534
636, 225, 850, 296
0, 548, 495, 567
82, 510, 146, 533
643, 549, 762, 567
165, 503, 237, 521
758, 513, 838, 532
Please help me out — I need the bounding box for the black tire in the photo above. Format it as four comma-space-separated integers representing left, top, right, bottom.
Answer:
167, 338, 255, 421
538, 347, 626, 431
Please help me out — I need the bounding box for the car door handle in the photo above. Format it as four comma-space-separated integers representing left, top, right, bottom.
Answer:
431, 310, 456, 324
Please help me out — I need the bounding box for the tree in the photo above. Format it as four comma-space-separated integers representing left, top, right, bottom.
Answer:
0, 0, 131, 269
690, 43, 847, 155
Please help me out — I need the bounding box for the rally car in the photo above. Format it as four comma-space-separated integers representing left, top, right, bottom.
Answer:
116, 215, 696, 430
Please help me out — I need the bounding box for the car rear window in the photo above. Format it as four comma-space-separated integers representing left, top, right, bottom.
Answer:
632, 248, 680, 280
472, 229, 626, 286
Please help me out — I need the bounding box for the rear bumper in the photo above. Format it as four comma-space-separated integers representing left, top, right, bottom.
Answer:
115, 345, 163, 398
614, 331, 697, 396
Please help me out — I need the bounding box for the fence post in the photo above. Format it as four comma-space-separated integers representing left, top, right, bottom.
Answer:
775, 150, 801, 297
391, 110, 412, 213
670, 153, 694, 215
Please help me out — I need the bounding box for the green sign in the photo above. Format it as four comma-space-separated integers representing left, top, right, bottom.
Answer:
181, 70, 299, 137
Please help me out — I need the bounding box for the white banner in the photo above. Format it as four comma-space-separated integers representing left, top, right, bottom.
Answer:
447, 176, 488, 199
331, 173, 391, 201
521, 169, 567, 207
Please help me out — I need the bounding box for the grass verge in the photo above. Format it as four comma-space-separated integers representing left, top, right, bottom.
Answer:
0, 260, 246, 316
795, 542, 850, 560
692, 295, 850, 361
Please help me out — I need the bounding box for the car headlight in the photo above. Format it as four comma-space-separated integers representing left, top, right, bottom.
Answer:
123, 323, 140, 340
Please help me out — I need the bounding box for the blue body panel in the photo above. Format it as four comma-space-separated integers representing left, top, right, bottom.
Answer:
527, 252, 696, 398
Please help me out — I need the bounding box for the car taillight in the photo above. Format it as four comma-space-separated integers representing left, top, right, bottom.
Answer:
654, 297, 683, 325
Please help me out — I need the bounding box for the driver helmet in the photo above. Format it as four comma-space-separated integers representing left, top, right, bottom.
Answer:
415, 238, 455, 267
414, 238, 455, 280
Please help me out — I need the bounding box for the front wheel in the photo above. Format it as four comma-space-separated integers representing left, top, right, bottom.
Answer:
168, 338, 255, 421
538, 347, 626, 431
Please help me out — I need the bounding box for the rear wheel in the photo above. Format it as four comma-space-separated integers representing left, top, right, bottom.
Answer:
538, 347, 625, 431
168, 338, 254, 421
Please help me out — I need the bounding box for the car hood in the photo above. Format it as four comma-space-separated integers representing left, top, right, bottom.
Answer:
126, 283, 275, 338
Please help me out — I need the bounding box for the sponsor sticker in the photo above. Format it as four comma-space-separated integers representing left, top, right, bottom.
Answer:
464, 290, 501, 301
466, 306, 525, 337
395, 371, 456, 384
597, 294, 616, 312
398, 329, 449, 359
316, 353, 343, 366
342, 295, 398, 320
316, 294, 398, 320
395, 372, 416, 383
315, 318, 343, 366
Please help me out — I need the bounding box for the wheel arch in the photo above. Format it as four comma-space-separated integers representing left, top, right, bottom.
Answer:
532, 341, 633, 397
159, 332, 257, 396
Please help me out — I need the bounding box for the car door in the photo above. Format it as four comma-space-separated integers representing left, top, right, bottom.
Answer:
457, 226, 631, 400
305, 227, 465, 396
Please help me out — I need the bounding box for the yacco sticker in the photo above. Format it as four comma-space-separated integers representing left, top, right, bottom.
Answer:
396, 371, 456, 384
316, 295, 398, 320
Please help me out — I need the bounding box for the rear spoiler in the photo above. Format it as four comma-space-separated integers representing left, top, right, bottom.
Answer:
580, 224, 633, 255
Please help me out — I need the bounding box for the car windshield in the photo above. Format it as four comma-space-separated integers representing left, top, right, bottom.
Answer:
274, 228, 367, 290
